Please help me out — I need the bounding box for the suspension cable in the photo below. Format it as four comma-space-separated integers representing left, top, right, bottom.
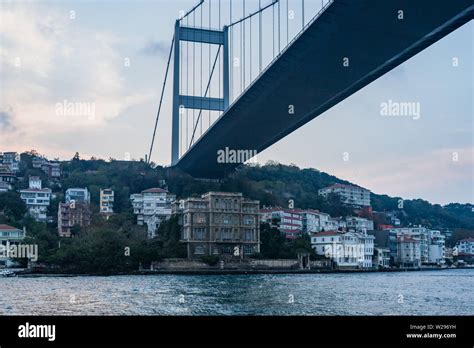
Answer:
189, 45, 222, 147
148, 35, 175, 163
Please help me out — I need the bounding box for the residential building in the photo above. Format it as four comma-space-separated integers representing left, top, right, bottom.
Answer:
0, 165, 16, 185
311, 231, 373, 269
396, 235, 421, 268
41, 162, 61, 179
130, 188, 176, 238
388, 227, 429, 264
373, 247, 391, 268
455, 238, 474, 255
19, 177, 51, 222
0, 152, 20, 172
65, 187, 90, 204
32, 156, 47, 168
0, 181, 11, 193
99, 189, 114, 215
172, 192, 260, 259
318, 183, 371, 207
357, 232, 375, 268
345, 216, 374, 233
428, 230, 445, 265
328, 217, 345, 231
388, 227, 445, 266
0, 224, 26, 267
260, 208, 302, 239
300, 210, 321, 234
58, 201, 92, 237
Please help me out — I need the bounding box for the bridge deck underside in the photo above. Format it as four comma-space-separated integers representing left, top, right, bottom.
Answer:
176, 0, 473, 178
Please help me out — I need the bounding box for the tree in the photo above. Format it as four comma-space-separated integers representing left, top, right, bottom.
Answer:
0, 191, 26, 221
157, 216, 187, 258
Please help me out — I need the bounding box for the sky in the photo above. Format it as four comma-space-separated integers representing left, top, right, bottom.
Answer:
0, 0, 472, 205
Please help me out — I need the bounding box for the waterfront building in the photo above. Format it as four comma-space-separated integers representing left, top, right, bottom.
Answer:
0, 224, 26, 267
19, 177, 51, 222
388, 227, 445, 266
99, 188, 114, 215
310, 231, 373, 269
65, 187, 90, 204
396, 235, 421, 268
373, 247, 391, 268
428, 230, 445, 265
318, 183, 371, 207
358, 232, 375, 268
260, 208, 303, 239
58, 201, 91, 237
455, 238, 474, 255
130, 188, 176, 238
172, 192, 260, 259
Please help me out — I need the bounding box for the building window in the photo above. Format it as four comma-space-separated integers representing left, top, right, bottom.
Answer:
194, 228, 206, 240
194, 245, 205, 255
222, 228, 232, 241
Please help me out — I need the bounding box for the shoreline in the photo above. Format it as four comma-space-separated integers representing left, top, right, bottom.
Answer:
9, 266, 472, 277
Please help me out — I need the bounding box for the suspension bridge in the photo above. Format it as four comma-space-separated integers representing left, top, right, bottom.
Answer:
148, 0, 473, 178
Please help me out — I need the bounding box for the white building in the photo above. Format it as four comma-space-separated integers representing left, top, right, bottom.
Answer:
100, 189, 114, 215
357, 232, 375, 268
0, 224, 26, 267
455, 238, 474, 255
345, 216, 374, 233
300, 210, 321, 233
260, 208, 303, 239
311, 231, 373, 269
389, 227, 445, 266
428, 230, 445, 265
318, 183, 371, 207
65, 187, 90, 204
19, 176, 51, 222
396, 235, 421, 268
0, 152, 20, 173
130, 188, 176, 238
374, 247, 391, 268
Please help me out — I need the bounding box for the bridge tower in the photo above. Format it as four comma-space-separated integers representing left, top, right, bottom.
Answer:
171, 20, 230, 166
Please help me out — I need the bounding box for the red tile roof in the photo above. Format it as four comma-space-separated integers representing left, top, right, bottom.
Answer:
313, 230, 340, 236
0, 224, 20, 230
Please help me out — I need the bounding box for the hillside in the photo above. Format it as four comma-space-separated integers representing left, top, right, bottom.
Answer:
13, 153, 474, 231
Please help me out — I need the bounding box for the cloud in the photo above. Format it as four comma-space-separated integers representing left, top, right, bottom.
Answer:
141, 39, 170, 57
0, 3, 154, 152
334, 147, 474, 204
0, 111, 14, 131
